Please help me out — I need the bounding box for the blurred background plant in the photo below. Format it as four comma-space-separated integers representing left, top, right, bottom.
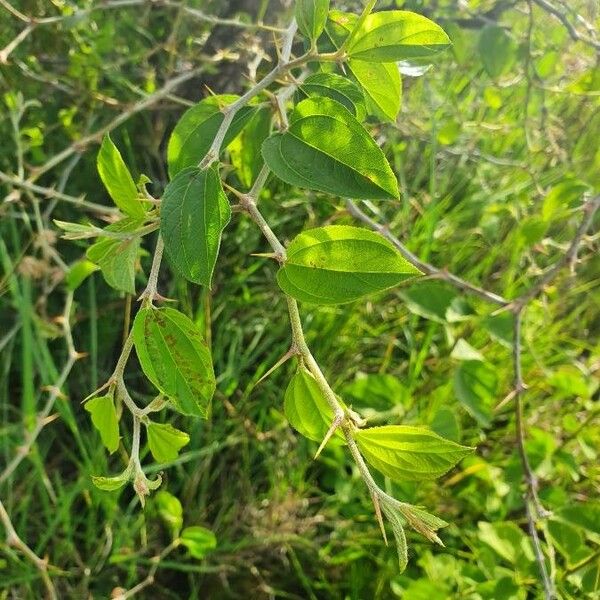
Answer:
0, 0, 599, 598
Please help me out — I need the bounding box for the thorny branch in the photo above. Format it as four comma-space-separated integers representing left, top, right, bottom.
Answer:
348, 194, 598, 600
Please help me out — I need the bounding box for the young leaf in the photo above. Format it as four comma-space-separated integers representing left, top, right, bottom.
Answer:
155, 490, 183, 539
355, 425, 474, 481
132, 307, 216, 417
381, 503, 408, 572
327, 11, 401, 121
277, 225, 421, 305
66, 259, 99, 291
86, 217, 144, 294
284, 366, 344, 443
296, 0, 330, 42
160, 166, 231, 287
91, 466, 132, 491
297, 72, 366, 121
229, 107, 272, 189
180, 526, 217, 559
167, 95, 256, 178
478, 25, 517, 78
97, 134, 145, 217
85, 394, 120, 454
146, 422, 190, 463
262, 98, 398, 199
347, 11, 451, 62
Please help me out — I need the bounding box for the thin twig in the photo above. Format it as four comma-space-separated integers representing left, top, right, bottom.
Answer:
0, 499, 57, 599
346, 200, 509, 305
532, 0, 600, 52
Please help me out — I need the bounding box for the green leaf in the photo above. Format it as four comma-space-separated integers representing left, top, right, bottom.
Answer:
295, 0, 329, 42
347, 11, 451, 62
155, 490, 183, 539
284, 366, 344, 444
451, 339, 484, 362
97, 134, 145, 217
86, 218, 144, 294
167, 95, 256, 178
146, 421, 190, 463
277, 225, 420, 305
85, 394, 120, 454
133, 307, 216, 417
343, 373, 409, 412
65, 259, 99, 291
160, 166, 231, 287
180, 526, 217, 559
478, 25, 517, 78
556, 503, 600, 535
262, 98, 399, 199
91, 467, 132, 491
297, 73, 366, 121
327, 11, 401, 121
381, 504, 408, 572
399, 281, 458, 323
477, 521, 535, 565
355, 425, 473, 481
350, 60, 401, 122
229, 107, 272, 188
547, 519, 585, 561
454, 360, 497, 427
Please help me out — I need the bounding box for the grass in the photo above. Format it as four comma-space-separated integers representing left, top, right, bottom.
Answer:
1, 0, 599, 598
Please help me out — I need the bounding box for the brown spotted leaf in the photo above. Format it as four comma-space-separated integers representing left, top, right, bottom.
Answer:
132, 307, 215, 417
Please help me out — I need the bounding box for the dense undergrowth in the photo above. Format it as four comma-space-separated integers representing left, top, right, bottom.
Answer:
1, 1, 599, 598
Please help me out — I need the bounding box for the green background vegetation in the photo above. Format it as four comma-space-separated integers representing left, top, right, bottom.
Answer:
1, 0, 599, 598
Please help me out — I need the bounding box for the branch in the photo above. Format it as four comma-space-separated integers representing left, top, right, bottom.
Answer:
532, 0, 600, 52
512, 195, 600, 310
0, 499, 57, 599
346, 200, 509, 306
0, 292, 81, 484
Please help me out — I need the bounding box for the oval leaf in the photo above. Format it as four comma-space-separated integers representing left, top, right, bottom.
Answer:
327, 11, 402, 122
160, 166, 231, 287
355, 425, 474, 481
284, 366, 344, 443
97, 134, 145, 217
86, 217, 144, 294
133, 307, 216, 417
155, 490, 183, 539
167, 95, 256, 178
478, 25, 517, 78
296, 0, 329, 41
146, 421, 190, 463
347, 11, 451, 62
85, 394, 120, 454
277, 225, 421, 305
297, 72, 366, 120
262, 98, 398, 199
181, 526, 217, 559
